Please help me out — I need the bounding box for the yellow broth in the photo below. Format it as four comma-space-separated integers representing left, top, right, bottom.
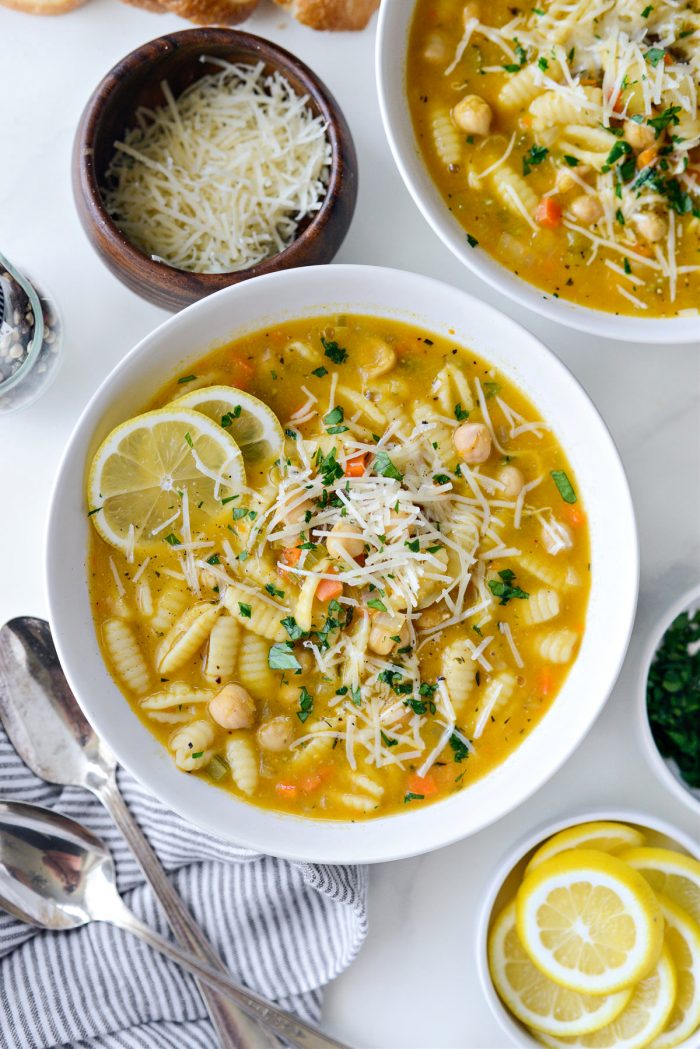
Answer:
88, 315, 591, 819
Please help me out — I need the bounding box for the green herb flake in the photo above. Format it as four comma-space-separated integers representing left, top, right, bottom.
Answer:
87, 506, 102, 517
177, 375, 197, 384
373, 451, 403, 482
297, 686, 314, 723
646, 46, 666, 66
164, 533, 182, 546
563, 155, 580, 167
551, 469, 577, 503
454, 402, 470, 421
312, 366, 329, 378
449, 733, 470, 763
238, 602, 252, 619
281, 615, 305, 641
404, 792, 425, 803
641, 3, 653, 13
466, 233, 479, 248
367, 598, 388, 612
488, 569, 530, 605
646, 608, 700, 788
268, 642, 302, 672
523, 144, 549, 176
184, 432, 193, 448
322, 336, 348, 364
206, 554, 221, 565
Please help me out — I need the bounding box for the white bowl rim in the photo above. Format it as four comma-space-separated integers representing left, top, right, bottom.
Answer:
476, 806, 700, 1049
46, 263, 639, 864
375, 0, 700, 345
638, 582, 700, 815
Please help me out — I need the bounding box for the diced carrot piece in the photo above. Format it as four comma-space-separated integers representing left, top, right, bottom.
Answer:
229, 357, 254, 389
664, 52, 673, 65
535, 197, 562, 229
520, 114, 533, 130
581, 77, 599, 86
278, 545, 302, 579
538, 668, 554, 696
316, 577, 343, 603
407, 773, 438, 797
345, 453, 368, 478
564, 505, 586, 527
275, 783, 298, 799
637, 146, 658, 170
301, 767, 332, 793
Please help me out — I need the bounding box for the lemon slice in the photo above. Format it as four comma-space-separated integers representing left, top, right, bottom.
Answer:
527, 823, 647, 873
648, 895, 700, 1049
174, 386, 284, 468
517, 849, 665, 995
88, 408, 245, 553
619, 849, 700, 926
488, 901, 632, 1037
534, 947, 677, 1049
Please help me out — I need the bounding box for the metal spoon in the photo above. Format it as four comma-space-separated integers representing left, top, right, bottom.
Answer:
0, 616, 278, 1049
0, 798, 351, 1049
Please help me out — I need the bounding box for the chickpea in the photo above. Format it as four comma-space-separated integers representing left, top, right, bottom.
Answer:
462, 0, 480, 25
278, 682, 302, 706
453, 421, 492, 463
362, 337, 397, 380
368, 612, 409, 656
497, 464, 525, 499
326, 519, 365, 561
624, 119, 656, 152
423, 32, 448, 65
555, 164, 589, 194
633, 210, 667, 243
452, 95, 493, 137
209, 684, 255, 730
257, 716, 295, 752
296, 648, 315, 674
569, 194, 603, 226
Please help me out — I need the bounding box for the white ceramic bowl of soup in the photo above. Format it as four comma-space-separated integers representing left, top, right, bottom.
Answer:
477, 808, 700, 1048
376, 0, 700, 345
46, 265, 638, 863
638, 583, 700, 816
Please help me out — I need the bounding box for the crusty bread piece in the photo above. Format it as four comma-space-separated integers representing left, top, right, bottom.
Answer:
0, 0, 88, 13
273, 0, 379, 30
152, 0, 259, 21
119, 0, 167, 13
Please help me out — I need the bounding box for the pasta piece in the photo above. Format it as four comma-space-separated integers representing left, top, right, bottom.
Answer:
151, 584, 189, 634
523, 587, 560, 625
287, 339, 321, 364
336, 384, 388, 425
170, 720, 215, 771
469, 671, 516, 738
223, 583, 288, 641
519, 553, 578, 590
205, 614, 241, 682
491, 166, 538, 220
141, 681, 213, 710
442, 639, 477, 720
226, 732, 259, 795
135, 581, 153, 618
432, 362, 475, 414
295, 557, 330, 632
411, 402, 453, 452
529, 87, 603, 130
498, 66, 541, 113
156, 602, 221, 675
329, 793, 379, 813
537, 628, 579, 663
103, 618, 150, 695
237, 632, 276, 698
431, 106, 462, 168
350, 772, 384, 799
557, 125, 615, 170
290, 720, 337, 768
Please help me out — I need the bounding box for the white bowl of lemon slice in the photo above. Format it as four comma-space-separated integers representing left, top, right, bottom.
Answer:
478, 810, 700, 1049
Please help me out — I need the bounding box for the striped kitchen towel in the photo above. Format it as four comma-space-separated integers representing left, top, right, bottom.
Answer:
0, 730, 368, 1049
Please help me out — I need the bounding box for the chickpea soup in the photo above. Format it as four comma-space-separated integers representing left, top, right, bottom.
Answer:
408, 0, 700, 317
87, 316, 590, 820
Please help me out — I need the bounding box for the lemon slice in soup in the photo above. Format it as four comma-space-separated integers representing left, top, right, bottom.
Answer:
173, 386, 284, 467
88, 407, 245, 553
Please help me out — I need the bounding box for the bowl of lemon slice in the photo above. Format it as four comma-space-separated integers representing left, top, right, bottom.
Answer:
478, 810, 700, 1049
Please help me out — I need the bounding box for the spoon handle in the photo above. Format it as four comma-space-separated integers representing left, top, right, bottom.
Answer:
109, 900, 354, 1049
96, 776, 280, 1049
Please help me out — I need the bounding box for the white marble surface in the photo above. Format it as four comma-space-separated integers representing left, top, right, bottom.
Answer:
0, 5, 698, 1047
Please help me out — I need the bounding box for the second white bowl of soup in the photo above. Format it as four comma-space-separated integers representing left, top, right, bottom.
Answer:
47, 265, 638, 862
377, 0, 700, 344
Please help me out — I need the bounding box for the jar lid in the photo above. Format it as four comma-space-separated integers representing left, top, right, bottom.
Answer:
0, 250, 45, 396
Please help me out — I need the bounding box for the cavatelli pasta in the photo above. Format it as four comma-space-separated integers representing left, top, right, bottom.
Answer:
519, 553, 576, 590
350, 772, 384, 799
491, 167, 538, 220
204, 614, 241, 682
537, 628, 579, 663
290, 720, 337, 768
223, 584, 287, 641
170, 720, 215, 771
330, 793, 379, 813
529, 88, 603, 130
442, 639, 477, 719
151, 585, 189, 634
470, 671, 517, 738
226, 733, 259, 795
157, 602, 221, 675
142, 682, 213, 710
557, 125, 615, 169
237, 632, 275, 698
103, 619, 150, 695
431, 107, 462, 167
523, 587, 560, 625
432, 363, 475, 414
498, 66, 541, 113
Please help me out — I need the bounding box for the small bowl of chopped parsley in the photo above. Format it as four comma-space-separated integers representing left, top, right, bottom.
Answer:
641, 583, 700, 812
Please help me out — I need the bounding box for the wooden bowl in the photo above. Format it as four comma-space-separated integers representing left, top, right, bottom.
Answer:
72, 29, 358, 311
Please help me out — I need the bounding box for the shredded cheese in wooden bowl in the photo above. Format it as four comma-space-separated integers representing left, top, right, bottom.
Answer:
101, 57, 332, 274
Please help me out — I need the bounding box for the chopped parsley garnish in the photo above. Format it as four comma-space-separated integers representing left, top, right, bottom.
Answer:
206, 554, 220, 565
488, 569, 530, 605
381, 731, 399, 748
641, 3, 653, 14
191, 751, 204, 760
405, 539, 420, 553
404, 792, 425, 803
551, 469, 577, 503
647, 105, 681, 137
232, 507, 249, 520
454, 402, 470, 421
537, 56, 549, 71
164, 533, 181, 546
184, 432, 193, 448
238, 602, 252, 618
373, 451, 403, 482
297, 686, 314, 723
322, 336, 348, 364
563, 155, 580, 167
268, 642, 302, 672
177, 374, 197, 384
449, 733, 470, 763
312, 366, 328, 378
466, 233, 479, 248
503, 42, 528, 73
350, 685, 362, 706
221, 495, 239, 505
323, 405, 349, 434
623, 257, 632, 275
484, 381, 501, 399
646, 46, 666, 67
87, 506, 102, 517
523, 144, 549, 176
646, 608, 700, 788
433, 473, 451, 485
281, 615, 306, 641
367, 598, 388, 612
285, 428, 297, 440
221, 406, 242, 428
265, 583, 285, 598
316, 447, 344, 486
